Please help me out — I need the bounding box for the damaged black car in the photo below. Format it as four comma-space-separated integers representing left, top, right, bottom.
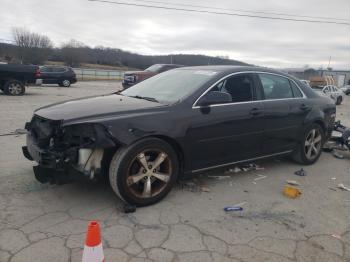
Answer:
23, 66, 336, 206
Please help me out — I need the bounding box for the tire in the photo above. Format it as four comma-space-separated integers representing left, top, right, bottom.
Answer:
109, 138, 179, 206
292, 123, 324, 165
58, 83, 64, 87
61, 79, 71, 87
4, 80, 25, 96
336, 96, 342, 105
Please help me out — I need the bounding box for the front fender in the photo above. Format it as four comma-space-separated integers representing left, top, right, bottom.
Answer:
62, 110, 183, 146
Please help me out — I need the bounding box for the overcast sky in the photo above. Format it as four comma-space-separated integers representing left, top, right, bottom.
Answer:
1, 0, 350, 69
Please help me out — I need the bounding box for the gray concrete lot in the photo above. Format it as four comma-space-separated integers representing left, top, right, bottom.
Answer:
0, 81, 350, 262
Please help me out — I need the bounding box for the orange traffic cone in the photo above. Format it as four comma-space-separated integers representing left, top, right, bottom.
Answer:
82, 221, 105, 262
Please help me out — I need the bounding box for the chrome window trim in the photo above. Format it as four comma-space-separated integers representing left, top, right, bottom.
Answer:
191, 150, 293, 173
192, 71, 307, 109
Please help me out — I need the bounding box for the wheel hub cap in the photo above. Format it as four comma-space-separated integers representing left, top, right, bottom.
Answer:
127, 151, 171, 198
9, 83, 22, 95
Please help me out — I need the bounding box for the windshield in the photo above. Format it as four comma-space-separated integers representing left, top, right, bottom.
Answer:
121, 69, 216, 104
145, 64, 163, 72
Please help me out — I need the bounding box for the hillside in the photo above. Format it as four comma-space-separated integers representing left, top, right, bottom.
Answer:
0, 42, 249, 69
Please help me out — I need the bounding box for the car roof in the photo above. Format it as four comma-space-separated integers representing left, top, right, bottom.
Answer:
177, 65, 290, 76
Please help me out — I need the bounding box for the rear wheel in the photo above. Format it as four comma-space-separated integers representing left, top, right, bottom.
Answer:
4, 80, 25, 95
292, 123, 324, 165
109, 138, 179, 206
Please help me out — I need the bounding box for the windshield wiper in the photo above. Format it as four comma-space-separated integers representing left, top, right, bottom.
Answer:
129, 95, 159, 103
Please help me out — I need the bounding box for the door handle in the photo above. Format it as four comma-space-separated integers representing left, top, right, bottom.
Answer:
300, 104, 310, 110
250, 108, 262, 116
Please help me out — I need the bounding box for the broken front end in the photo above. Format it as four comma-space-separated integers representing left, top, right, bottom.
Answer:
22, 115, 116, 184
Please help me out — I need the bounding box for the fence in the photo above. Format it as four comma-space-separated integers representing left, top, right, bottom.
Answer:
73, 68, 125, 81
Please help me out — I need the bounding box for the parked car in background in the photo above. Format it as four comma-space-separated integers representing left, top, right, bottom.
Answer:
23, 66, 336, 206
312, 85, 344, 105
122, 64, 183, 88
40, 66, 77, 87
340, 85, 350, 95
0, 64, 42, 95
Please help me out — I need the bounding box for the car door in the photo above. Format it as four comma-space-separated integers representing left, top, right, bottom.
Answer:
52, 67, 66, 84
188, 73, 265, 172
41, 66, 54, 84
331, 86, 340, 99
257, 73, 308, 154
323, 86, 332, 98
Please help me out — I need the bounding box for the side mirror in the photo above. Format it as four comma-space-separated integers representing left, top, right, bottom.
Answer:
196, 91, 232, 107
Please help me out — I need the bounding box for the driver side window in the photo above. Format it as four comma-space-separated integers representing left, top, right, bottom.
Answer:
211, 74, 254, 103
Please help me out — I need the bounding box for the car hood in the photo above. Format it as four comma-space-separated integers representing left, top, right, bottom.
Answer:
34, 94, 163, 123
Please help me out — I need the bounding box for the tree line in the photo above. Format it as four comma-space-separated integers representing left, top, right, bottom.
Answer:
0, 27, 248, 69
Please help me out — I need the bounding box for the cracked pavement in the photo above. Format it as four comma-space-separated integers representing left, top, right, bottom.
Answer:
1, 81, 350, 261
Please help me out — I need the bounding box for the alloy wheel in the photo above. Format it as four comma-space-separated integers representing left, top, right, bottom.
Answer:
304, 129, 322, 160
126, 150, 172, 198
62, 80, 70, 87
8, 83, 23, 95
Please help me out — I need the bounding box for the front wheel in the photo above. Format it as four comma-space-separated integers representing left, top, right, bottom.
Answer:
109, 138, 179, 206
292, 123, 324, 165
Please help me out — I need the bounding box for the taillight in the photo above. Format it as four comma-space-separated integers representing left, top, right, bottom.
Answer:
35, 68, 41, 78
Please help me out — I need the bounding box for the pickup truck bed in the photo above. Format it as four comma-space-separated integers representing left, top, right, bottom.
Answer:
0, 64, 42, 95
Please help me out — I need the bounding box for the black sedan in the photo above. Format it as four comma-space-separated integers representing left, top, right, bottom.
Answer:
22, 66, 336, 206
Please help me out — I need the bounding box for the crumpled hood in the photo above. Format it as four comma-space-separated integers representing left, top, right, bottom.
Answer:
34, 94, 162, 123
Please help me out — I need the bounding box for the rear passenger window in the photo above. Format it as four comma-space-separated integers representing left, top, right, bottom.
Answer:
258, 74, 293, 99
290, 80, 303, 98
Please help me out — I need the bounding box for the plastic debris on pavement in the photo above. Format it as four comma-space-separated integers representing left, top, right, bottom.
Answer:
200, 186, 210, 192
337, 183, 350, 192
208, 175, 230, 180
286, 180, 300, 186
180, 181, 199, 192
241, 163, 264, 172
226, 167, 242, 173
224, 206, 243, 212
254, 175, 267, 181
124, 204, 136, 213
283, 185, 302, 199
331, 234, 342, 240
224, 201, 246, 212
332, 151, 344, 159
294, 168, 307, 176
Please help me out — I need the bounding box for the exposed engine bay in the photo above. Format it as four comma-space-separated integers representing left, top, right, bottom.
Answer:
22, 115, 116, 184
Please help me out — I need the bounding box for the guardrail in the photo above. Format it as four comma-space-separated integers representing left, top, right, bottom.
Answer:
73, 68, 125, 81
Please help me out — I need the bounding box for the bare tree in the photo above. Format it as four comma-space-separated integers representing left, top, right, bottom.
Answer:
61, 39, 87, 66
12, 27, 53, 64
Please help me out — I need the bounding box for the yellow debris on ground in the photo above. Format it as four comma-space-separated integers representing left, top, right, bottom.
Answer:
283, 185, 302, 199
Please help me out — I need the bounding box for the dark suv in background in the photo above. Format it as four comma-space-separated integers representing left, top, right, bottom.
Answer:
122, 64, 183, 88
40, 66, 77, 87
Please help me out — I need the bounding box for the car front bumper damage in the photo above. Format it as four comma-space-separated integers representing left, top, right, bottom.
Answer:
22, 116, 116, 185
